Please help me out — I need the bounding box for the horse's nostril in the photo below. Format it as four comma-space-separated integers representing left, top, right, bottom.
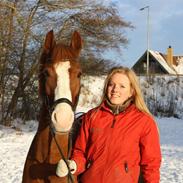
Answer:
54, 113, 57, 122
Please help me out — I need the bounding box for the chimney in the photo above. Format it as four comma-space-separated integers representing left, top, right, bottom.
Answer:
167, 46, 173, 66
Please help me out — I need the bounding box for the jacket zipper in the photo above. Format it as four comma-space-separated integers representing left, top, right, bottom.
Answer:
111, 116, 116, 128
103, 117, 115, 182
124, 161, 129, 173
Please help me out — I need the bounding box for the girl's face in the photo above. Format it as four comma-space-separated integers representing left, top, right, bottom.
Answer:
107, 73, 133, 105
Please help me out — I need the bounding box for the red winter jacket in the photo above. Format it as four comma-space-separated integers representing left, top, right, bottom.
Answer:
71, 102, 161, 183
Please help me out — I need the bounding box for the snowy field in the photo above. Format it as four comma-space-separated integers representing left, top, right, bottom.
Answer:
0, 116, 183, 183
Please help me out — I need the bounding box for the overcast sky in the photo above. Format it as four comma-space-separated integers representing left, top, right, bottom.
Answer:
103, 0, 183, 67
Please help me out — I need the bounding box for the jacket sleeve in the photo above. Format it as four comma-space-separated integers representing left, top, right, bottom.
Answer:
140, 116, 162, 183
70, 111, 91, 175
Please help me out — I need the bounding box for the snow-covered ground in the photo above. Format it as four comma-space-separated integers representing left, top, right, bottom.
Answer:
157, 117, 183, 183
0, 116, 183, 183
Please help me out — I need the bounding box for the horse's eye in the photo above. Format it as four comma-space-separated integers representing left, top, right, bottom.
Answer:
43, 70, 49, 78
77, 72, 82, 78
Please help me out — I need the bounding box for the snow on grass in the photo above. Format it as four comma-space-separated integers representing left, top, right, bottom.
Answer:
0, 117, 183, 183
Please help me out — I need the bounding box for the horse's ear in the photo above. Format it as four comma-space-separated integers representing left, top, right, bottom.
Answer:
70, 31, 83, 53
43, 30, 56, 53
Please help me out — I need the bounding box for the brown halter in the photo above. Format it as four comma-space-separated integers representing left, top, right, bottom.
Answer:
45, 95, 74, 183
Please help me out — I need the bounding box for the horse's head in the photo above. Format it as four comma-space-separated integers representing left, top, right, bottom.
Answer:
39, 30, 82, 132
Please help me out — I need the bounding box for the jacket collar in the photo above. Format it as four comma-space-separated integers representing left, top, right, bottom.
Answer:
100, 100, 136, 115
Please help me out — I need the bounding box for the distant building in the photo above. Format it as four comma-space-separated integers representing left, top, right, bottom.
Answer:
132, 46, 183, 75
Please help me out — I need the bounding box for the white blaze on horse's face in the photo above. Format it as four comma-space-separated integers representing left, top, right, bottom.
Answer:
51, 61, 74, 132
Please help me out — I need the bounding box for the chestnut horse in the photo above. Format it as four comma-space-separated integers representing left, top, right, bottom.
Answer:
22, 30, 82, 183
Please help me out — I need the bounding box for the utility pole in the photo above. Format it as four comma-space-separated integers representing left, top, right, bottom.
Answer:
140, 6, 150, 75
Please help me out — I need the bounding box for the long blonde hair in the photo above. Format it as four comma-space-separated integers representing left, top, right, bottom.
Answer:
100, 66, 152, 115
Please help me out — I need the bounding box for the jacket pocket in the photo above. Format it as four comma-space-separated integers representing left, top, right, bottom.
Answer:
112, 162, 137, 183
86, 159, 93, 169
122, 162, 140, 183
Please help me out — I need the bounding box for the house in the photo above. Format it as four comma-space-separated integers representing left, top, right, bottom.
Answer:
132, 46, 183, 75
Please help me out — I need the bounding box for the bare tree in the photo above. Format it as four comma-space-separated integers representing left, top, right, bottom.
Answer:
0, 0, 18, 124
0, 0, 133, 125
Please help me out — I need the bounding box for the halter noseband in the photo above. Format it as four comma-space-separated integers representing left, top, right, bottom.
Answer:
52, 98, 74, 111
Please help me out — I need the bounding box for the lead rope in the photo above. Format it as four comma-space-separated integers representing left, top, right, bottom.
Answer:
45, 96, 74, 183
